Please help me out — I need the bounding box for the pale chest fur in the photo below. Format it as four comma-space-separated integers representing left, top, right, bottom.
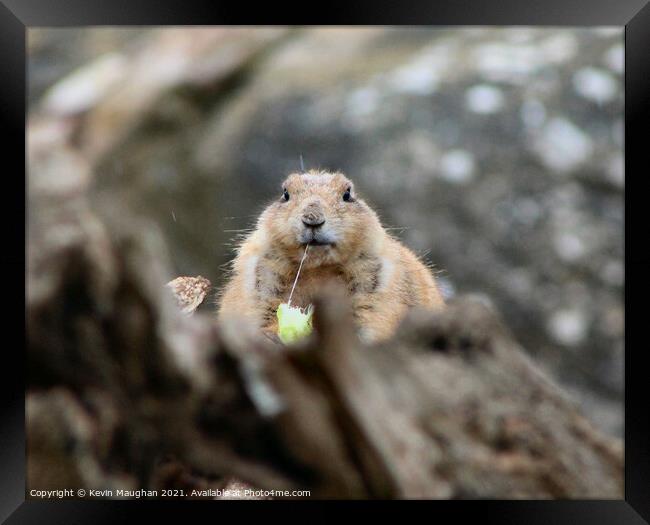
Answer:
246, 250, 393, 317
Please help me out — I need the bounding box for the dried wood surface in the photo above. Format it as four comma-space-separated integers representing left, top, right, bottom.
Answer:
26, 146, 622, 499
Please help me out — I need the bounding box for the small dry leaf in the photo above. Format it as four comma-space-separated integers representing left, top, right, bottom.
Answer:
166, 275, 212, 315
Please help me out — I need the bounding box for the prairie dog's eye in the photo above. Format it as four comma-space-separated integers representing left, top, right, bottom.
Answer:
282, 189, 290, 201
342, 187, 352, 202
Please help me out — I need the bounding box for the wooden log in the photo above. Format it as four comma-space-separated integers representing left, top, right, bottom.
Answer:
26, 144, 622, 498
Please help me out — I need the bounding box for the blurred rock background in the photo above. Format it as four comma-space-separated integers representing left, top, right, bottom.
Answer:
28, 27, 624, 436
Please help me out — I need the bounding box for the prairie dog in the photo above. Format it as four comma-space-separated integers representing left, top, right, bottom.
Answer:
217, 170, 444, 342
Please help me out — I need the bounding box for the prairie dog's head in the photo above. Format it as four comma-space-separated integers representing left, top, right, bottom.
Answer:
258, 170, 383, 265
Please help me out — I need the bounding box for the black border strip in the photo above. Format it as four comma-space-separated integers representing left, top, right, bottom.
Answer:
2, 0, 648, 26
5, 0, 649, 522
0, 0, 26, 523
624, 0, 650, 522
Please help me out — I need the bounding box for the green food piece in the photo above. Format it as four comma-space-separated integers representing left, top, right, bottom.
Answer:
277, 303, 313, 344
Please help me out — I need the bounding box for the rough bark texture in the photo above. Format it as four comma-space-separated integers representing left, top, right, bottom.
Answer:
27, 139, 622, 499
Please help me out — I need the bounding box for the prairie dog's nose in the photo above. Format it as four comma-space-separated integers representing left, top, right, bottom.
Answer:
302, 204, 325, 228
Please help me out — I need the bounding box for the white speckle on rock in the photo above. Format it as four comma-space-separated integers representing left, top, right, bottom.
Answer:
520, 99, 547, 129
438, 150, 476, 184
465, 84, 505, 114
603, 44, 624, 74
572, 67, 618, 104
473, 43, 542, 83
548, 309, 588, 346
540, 34, 578, 63
388, 63, 439, 95
533, 117, 593, 173
385, 41, 461, 95
346, 86, 381, 118
553, 231, 587, 262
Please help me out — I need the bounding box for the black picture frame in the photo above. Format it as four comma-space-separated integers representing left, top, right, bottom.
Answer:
5, 0, 649, 522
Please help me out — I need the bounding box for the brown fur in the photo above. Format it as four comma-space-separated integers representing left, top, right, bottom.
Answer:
217, 170, 445, 342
